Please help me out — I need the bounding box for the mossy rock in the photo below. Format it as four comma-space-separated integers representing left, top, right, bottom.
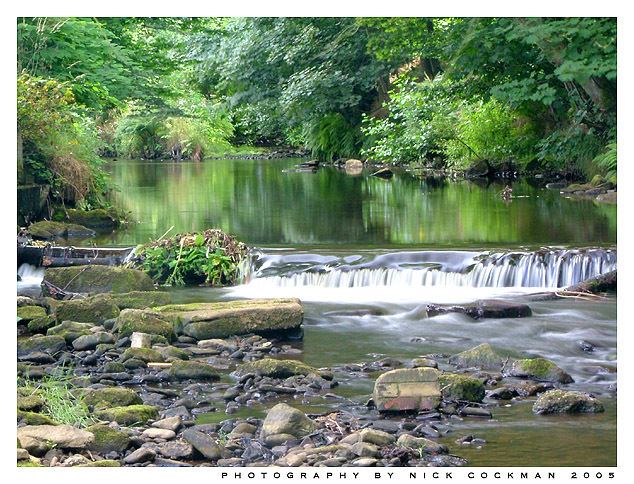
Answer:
43, 265, 154, 295
78, 460, 122, 467
438, 373, 486, 402
17, 395, 44, 412
103, 361, 126, 373
17, 306, 47, 321
111, 291, 172, 310
55, 294, 120, 324
84, 387, 142, 410
156, 346, 190, 361
155, 298, 303, 340
27, 316, 56, 334
121, 347, 165, 363
17, 335, 66, 357
590, 175, 605, 187
168, 360, 220, 381
94, 404, 158, 426
86, 424, 131, 453
17, 460, 43, 467
509, 358, 574, 384
17, 410, 58, 426
233, 358, 320, 379
449, 343, 506, 371
63, 208, 120, 229
115, 309, 175, 340
47, 321, 95, 344
28, 220, 95, 240
532, 389, 605, 415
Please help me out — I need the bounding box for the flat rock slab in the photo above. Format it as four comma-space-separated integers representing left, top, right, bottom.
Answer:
373, 368, 441, 412
427, 299, 532, 319
155, 298, 303, 340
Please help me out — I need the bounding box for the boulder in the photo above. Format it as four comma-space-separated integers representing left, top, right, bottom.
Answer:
83, 387, 143, 410
373, 368, 441, 412
449, 343, 506, 371
169, 360, 220, 381
62, 208, 120, 229
396, 434, 447, 454
508, 358, 574, 384
233, 358, 321, 379
532, 389, 605, 415
55, 294, 120, 323
47, 321, 95, 344
121, 347, 165, 363
262, 403, 317, 442
43, 265, 154, 295
131, 332, 152, 348
28, 221, 95, 240
182, 429, 223, 460
86, 424, 131, 453
17, 305, 47, 321
154, 298, 303, 340
427, 299, 532, 319
115, 309, 175, 340
17, 425, 94, 456
72, 332, 115, 351
438, 373, 485, 402
18, 335, 66, 357
111, 291, 172, 310
94, 404, 158, 426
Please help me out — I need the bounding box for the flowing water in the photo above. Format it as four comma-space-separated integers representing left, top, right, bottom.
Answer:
55, 159, 621, 465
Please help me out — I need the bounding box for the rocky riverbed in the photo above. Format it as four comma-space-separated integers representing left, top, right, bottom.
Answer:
16, 266, 613, 468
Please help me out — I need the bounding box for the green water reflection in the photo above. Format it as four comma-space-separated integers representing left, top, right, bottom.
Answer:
102, 159, 616, 248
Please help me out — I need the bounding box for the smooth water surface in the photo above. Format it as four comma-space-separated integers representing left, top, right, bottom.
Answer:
101, 159, 616, 248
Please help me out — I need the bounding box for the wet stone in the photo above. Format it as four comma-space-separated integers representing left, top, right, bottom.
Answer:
373, 367, 441, 412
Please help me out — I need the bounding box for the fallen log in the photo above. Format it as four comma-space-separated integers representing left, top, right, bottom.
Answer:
18, 245, 134, 268
528, 270, 616, 301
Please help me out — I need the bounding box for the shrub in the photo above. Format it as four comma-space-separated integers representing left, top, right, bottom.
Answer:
131, 229, 249, 286
303, 113, 360, 162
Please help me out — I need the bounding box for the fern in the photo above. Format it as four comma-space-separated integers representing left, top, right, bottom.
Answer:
593, 142, 617, 179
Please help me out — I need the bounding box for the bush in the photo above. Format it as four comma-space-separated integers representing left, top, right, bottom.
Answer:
443, 99, 539, 169
304, 113, 360, 162
132, 229, 249, 286
17, 72, 110, 207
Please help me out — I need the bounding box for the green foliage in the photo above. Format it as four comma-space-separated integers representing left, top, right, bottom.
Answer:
443, 99, 539, 168
304, 113, 359, 162
20, 367, 96, 428
135, 229, 249, 286
593, 142, 617, 180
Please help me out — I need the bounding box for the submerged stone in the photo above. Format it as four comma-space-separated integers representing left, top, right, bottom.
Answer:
373, 367, 441, 412
155, 298, 303, 340
427, 299, 532, 319
43, 265, 154, 295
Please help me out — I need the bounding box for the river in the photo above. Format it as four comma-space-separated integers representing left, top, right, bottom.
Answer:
101, 158, 617, 466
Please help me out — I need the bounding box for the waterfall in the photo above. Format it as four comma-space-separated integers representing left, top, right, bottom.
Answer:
17, 263, 45, 296
241, 248, 616, 289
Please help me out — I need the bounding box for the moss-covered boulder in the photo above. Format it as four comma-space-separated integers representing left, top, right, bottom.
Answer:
86, 424, 131, 453
17, 394, 44, 412
17, 335, 66, 357
168, 360, 220, 381
17, 410, 58, 426
115, 309, 175, 340
94, 404, 158, 426
28, 220, 95, 240
155, 298, 303, 340
261, 403, 317, 441
27, 316, 56, 334
121, 347, 165, 363
17, 305, 47, 321
438, 373, 486, 402
79, 460, 122, 467
111, 291, 172, 310
83, 388, 142, 410
532, 389, 605, 415
509, 358, 574, 384
72, 332, 115, 350
449, 343, 506, 371
233, 358, 320, 379
156, 346, 190, 361
43, 265, 154, 295
47, 321, 94, 344
63, 208, 120, 229
55, 294, 120, 323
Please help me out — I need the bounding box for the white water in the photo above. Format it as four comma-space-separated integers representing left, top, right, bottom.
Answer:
17, 263, 45, 296
232, 248, 616, 303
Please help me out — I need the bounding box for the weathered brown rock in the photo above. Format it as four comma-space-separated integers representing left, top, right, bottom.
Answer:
373, 368, 441, 412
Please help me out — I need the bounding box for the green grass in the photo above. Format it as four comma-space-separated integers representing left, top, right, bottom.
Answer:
19, 367, 96, 428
